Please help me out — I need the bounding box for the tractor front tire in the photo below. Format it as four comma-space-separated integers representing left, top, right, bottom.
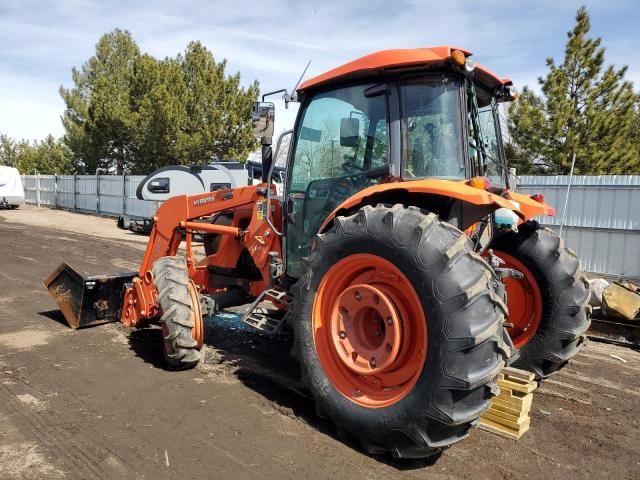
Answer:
491, 221, 590, 379
292, 204, 510, 459
152, 256, 204, 370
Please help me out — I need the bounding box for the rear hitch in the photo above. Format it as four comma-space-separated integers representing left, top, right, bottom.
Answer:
43, 263, 137, 329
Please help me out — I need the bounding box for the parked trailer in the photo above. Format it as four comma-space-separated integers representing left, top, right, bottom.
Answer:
0, 166, 25, 209
118, 163, 249, 233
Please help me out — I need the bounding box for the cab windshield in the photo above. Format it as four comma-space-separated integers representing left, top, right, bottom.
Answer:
401, 76, 464, 179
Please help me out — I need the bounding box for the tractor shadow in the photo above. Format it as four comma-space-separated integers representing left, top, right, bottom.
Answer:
38, 309, 77, 328
126, 310, 441, 470
127, 326, 166, 369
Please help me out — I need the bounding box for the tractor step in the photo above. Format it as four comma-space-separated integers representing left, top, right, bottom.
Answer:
264, 287, 291, 306
239, 285, 290, 334
242, 310, 286, 335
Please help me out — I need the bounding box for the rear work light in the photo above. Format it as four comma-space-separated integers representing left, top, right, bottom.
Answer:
530, 193, 544, 203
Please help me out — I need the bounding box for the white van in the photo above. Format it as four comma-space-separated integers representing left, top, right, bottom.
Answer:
0, 166, 25, 209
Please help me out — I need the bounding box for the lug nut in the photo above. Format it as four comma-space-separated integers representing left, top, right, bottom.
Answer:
387, 318, 393, 325
339, 330, 346, 339
369, 357, 376, 368
354, 292, 361, 301
374, 330, 381, 336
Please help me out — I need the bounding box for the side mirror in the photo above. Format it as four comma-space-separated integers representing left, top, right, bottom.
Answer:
252, 101, 275, 139
340, 117, 360, 147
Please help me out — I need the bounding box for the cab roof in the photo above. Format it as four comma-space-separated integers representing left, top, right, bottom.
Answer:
298, 46, 511, 92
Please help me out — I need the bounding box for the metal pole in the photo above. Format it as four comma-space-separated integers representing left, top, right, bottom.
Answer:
559, 153, 576, 238
96, 170, 100, 213
36, 172, 40, 207
122, 172, 127, 215
73, 174, 77, 211
54, 174, 58, 208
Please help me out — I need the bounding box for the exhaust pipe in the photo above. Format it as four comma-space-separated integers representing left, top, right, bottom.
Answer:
43, 263, 137, 329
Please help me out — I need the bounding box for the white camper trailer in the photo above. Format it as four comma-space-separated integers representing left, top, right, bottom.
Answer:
118, 163, 250, 233
0, 166, 25, 209
135, 163, 249, 201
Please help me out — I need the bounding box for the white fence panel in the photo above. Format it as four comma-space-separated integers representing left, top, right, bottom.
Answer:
98, 176, 125, 216
38, 175, 56, 206
518, 175, 640, 278
21, 176, 37, 203
75, 175, 97, 212
518, 175, 640, 230
57, 175, 75, 209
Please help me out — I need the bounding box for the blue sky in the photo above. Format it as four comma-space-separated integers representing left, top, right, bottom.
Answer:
1, 0, 638, 141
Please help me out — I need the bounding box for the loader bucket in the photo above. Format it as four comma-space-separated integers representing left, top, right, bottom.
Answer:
43, 263, 137, 329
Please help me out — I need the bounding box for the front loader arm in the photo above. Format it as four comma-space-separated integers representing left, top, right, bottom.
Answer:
136, 185, 261, 276
121, 184, 279, 327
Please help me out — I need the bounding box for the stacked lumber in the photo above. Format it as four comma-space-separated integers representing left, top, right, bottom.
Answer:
479, 367, 537, 440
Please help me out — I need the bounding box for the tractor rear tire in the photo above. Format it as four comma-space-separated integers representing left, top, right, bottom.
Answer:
291, 204, 510, 459
491, 221, 590, 379
152, 256, 203, 370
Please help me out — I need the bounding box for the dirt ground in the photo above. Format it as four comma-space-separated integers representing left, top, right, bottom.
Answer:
1, 205, 639, 479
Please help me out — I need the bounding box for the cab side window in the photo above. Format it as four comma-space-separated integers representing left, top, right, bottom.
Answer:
286, 84, 389, 276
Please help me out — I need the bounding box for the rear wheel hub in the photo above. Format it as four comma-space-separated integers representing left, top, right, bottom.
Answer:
312, 254, 427, 408
331, 284, 402, 375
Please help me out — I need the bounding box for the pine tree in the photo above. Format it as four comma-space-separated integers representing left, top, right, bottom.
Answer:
60, 30, 259, 174
1, 133, 73, 174
507, 7, 639, 174
0, 134, 19, 168
60, 29, 140, 174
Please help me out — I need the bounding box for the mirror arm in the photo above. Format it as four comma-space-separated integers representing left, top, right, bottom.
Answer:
261, 136, 273, 183
261, 59, 309, 108
262, 88, 289, 102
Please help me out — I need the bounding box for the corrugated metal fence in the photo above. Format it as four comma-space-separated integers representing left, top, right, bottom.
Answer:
21, 174, 161, 219
20, 174, 640, 278
517, 175, 640, 279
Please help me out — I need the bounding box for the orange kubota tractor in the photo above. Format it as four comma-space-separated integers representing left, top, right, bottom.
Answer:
45, 47, 590, 459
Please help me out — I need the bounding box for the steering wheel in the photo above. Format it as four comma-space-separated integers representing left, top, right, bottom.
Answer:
341, 159, 365, 174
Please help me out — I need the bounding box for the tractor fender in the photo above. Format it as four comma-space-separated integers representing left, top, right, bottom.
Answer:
507, 191, 556, 219
318, 179, 534, 233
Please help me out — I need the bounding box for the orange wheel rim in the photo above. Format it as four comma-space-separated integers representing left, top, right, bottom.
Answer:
188, 281, 204, 350
312, 254, 427, 408
495, 251, 542, 348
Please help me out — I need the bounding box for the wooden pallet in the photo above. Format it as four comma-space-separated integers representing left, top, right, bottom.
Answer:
479, 367, 537, 440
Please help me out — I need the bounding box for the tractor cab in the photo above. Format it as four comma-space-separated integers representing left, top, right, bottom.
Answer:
267, 47, 516, 276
